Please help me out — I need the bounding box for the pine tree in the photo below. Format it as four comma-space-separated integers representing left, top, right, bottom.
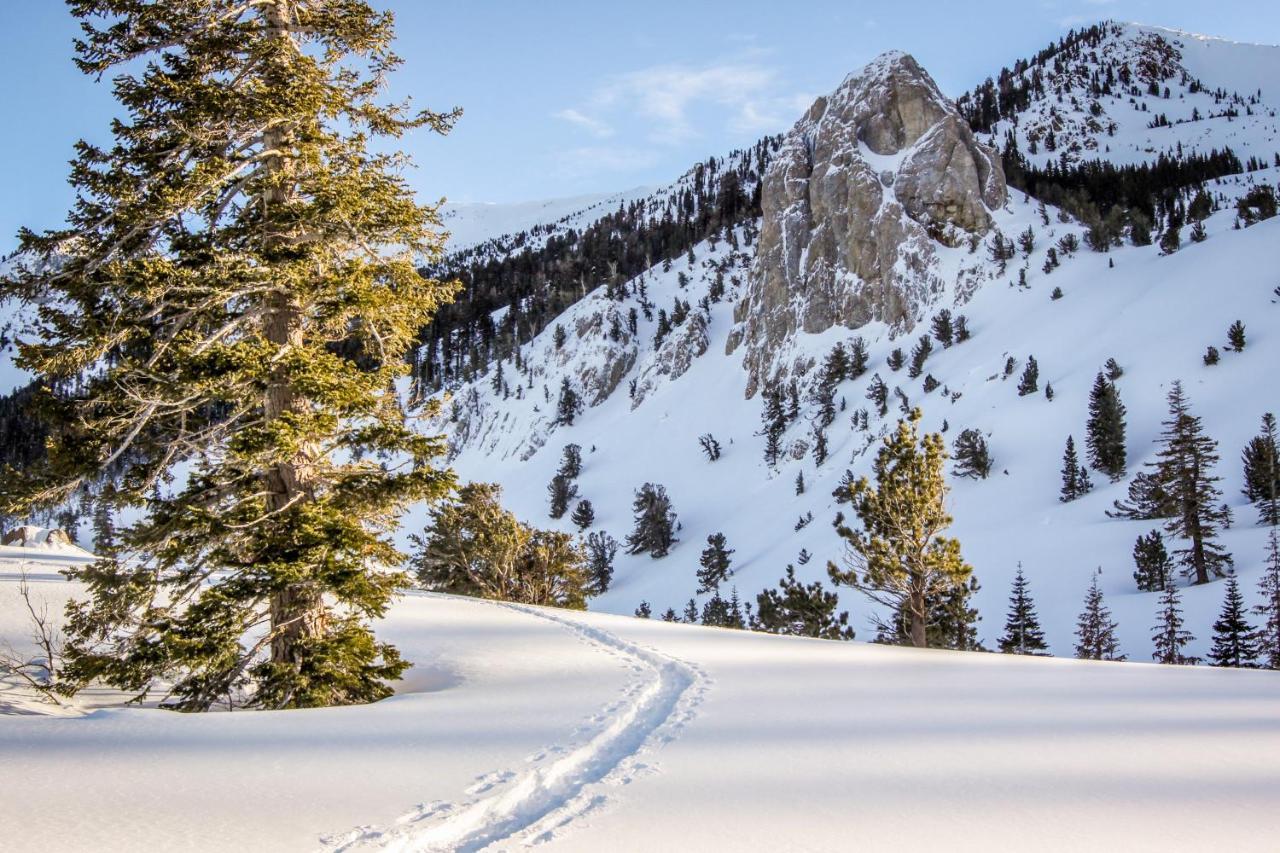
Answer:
811, 425, 829, 466
952, 429, 993, 479
849, 337, 870, 378
0, 0, 460, 710
547, 474, 577, 519
953, 314, 971, 343
1016, 356, 1039, 396
697, 533, 734, 594
754, 565, 854, 639
1227, 320, 1246, 352
1108, 471, 1174, 520
829, 409, 972, 648
931, 310, 954, 348
1074, 574, 1125, 661
570, 499, 595, 530
998, 566, 1049, 655
1242, 413, 1279, 526
635, 601, 652, 619
1086, 373, 1127, 481
1208, 574, 1258, 667
907, 335, 932, 379
1153, 381, 1232, 584
698, 433, 723, 462
865, 374, 889, 416
794, 471, 806, 495
759, 383, 786, 466
1151, 583, 1198, 665
1132, 530, 1173, 592
558, 444, 583, 480
887, 348, 905, 372
1060, 435, 1088, 502
625, 483, 677, 558
554, 378, 582, 426
584, 532, 618, 594
682, 598, 699, 623
821, 343, 850, 386
1253, 529, 1280, 670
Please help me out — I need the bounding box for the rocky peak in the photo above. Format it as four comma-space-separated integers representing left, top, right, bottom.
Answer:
728, 52, 1006, 396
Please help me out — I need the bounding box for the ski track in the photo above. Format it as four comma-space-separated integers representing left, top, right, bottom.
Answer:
319, 603, 708, 852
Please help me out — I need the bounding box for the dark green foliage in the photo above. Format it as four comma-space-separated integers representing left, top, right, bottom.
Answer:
1254, 529, 1280, 670
849, 337, 870, 378
1236, 184, 1277, 226
701, 589, 746, 629
1242, 413, 1279, 526
585, 532, 618, 594
1207, 575, 1258, 668
998, 567, 1048, 655
1086, 373, 1127, 481
753, 565, 854, 640
625, 483, 677, 558
1050, 286, 1063, 300
1074, 574, 1125, 661
952, 429, 993, 479
682, 598, 699, 624
811, 424, 829, 466
1060, 435, 1092, 502
554, 378, 582, 426
907, 335, 933, 379
1151, 583, 1198, 665
547, 474, 577, 519
887, 348, 905, 372
1226, 321, 1246, 352
570, 499, 595, 530
1109, 471, 1175, 520
1133, 530, 1173, 592
1016, 356, 1039, 396
1159, 224, 1181, 254
952, 315, 971, 343
759, 382, 786, 466
558, 444, 583, 480
699, 433, 722, 462
697, 532, 734, 594
1203, 346, 1219, 366
635, 601, 652, 619
1153, 382, 1231, 584
865, 374, 888, 417
0, 382, 49, 472
932, 310, 954, 348
1104, 358, 1123, 381
553, 324, 567, 350
832, 470, 856, 504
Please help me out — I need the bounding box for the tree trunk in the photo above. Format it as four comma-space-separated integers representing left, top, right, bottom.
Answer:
260, 0, 326, 677
908, 589, 928, 648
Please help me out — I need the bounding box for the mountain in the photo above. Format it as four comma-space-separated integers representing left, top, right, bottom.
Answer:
439, 186, 656, 254
419, 21, 1280, 662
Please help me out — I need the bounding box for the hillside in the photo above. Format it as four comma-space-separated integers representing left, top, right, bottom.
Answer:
424, 23, 1280, 662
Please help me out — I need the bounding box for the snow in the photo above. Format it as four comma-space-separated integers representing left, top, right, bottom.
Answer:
2, 574, 1278, 851
440, 187, 655, 254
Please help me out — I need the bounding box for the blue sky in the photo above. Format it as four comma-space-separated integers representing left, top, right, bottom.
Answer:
2, 1, 1278, 252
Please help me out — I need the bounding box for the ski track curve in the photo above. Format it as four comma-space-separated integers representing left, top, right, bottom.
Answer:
320, 603, 708, 852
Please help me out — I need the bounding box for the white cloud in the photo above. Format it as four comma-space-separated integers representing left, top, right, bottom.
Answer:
554, 146, 662, 179
553, 108, 614, 138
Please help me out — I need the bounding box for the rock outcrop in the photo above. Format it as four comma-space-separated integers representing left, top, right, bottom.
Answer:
729, 51, 1006, 395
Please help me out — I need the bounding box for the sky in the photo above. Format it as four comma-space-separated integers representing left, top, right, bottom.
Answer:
1, 1, 1278, 253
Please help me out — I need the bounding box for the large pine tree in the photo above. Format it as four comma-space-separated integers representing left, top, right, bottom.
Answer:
1254, 529, 1280, 670
1152, 381, 1232, 584
625, 483, 677, 558
696, 532, 734, 594
829, 409, 972, 648
1151, 583, 1198, 665
998, 566, 1048, 655
1085, 372, 1127, 481
1, 1, 458, 710
1241, 413, 1280, 526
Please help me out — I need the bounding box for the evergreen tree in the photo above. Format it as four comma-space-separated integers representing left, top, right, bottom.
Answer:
754, 565, 854, 639
91, 498, 116, 554
849, 337, 870, 377
1, 0, 460, 710
698, 433, 722, 462
558, 443, 583, 480
584, 531, 618, 594
1074, 574, 1125, 661
553, 323, 567, 350
931, 310, 954, 348
635, 601, 652, 619
1151, 583, 1198, 665
1086, 373, 1127, 481
821, 342, 850, 386
998, 566, 1049, 655
1207, 574, 1258, 668
865, 374, 889, 417
811, 425, 829, 467
1227, 321, 1246, 352
697, 532, 735, 594
554, 378, 582, 426
1108, 471, 1174, 520
907, 335, 932, 379
759, 383, 786, 466
1153, 381, 1232, 584
1059, 435, 1091, 502
1253, 529, 1280, 670
887, 348, 905, 372
625, 483, 677, 558
953, 314, 971, 343
829, 409, 973, 648
1132, 530, 1173, 592
570, 499, 595, 530
547, 474, 577, 519
952, 429, 993, 479
1203, 346, 1220, 366
794, 471, 806, 495
682, 598, 699, 624
1016, 356, 1039, 396
1241, 413, 1279, 526
661, 608, 679, 622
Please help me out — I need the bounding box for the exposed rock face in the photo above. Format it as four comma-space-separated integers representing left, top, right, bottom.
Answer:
729, 51, 1006, 396
631, 313, 710, 408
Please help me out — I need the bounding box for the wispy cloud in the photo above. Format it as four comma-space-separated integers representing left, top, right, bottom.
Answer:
553, 146, 662, 178
556, 57, 810, 146
553, 108, 614, 138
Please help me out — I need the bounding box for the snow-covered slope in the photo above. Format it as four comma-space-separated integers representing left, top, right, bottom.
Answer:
3, 575, 1278, 852
440, 187, 655, 254
426, 25, 1280, 663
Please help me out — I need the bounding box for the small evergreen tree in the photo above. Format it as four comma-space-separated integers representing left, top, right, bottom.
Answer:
625, 483, 677, 558
1226, 321, 1246, 352
952, 314, 971, 343
585, 532, 618, 594
1253, 529, 1280, 670
1151, 583, 1198, 665
1086, 373, 1127, 481
1016, 356, 1039, 396
932, 310, 954, 348
697, 533, 735, 594
952, 429, 993, 479
1207, 574, 1258, 668
558, 444, 583, 480
849, 337, 870, 378
1133, 530, 1173, 592
887, 348, 905, 372
1074, 574, 1125, 661
1060, 436, 1090, 502
812, 425, 829, 466
795, 471, 806, 495
682, 598, 699, 624
547, 474, 577, 519
554, 378, 582, 426
998, 566, 1049, 655
635, 601, 652, 619
865, 374, 889, 416
1153, 381, 1232, 584
754, 566, 854, 640
759, 383, 786, 466
570, 499, 596, 530
1203, 346, 1220, 366
1241, 413, 1279, 526
699, 433, 723, 462
1108, 471, 1175, 520
829, 410, 972, 648
907, 335, 933, 379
